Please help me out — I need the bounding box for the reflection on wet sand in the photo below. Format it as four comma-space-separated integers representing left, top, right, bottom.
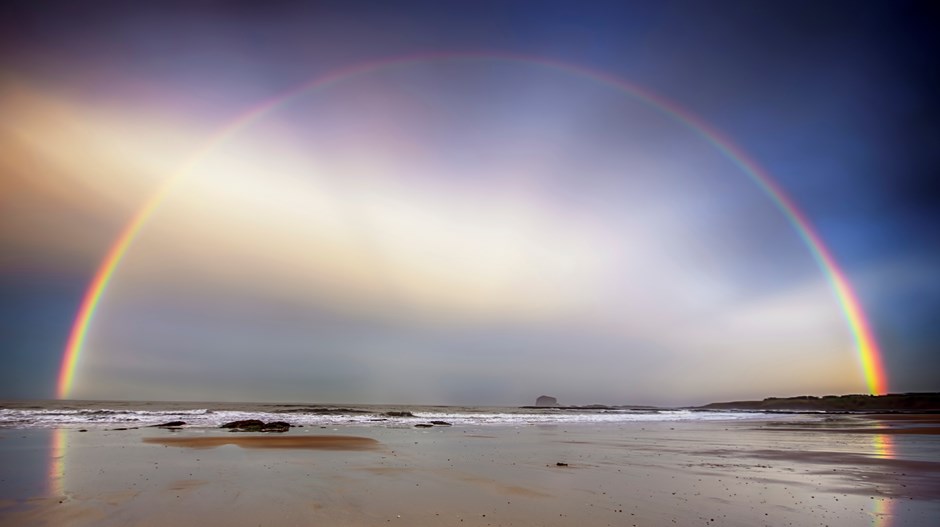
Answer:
870, 429, 894, 527
47, 428, 67, 497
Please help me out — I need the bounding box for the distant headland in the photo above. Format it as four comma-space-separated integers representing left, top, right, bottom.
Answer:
520, 393, 940, 412
699, 392, 940, 412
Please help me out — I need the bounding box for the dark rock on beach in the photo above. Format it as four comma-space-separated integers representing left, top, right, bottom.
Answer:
221, 419, 264, 430
261, 421, 291, 433
413, 420, 451, 427
385, 411, 415, 417
150, 421, 187, 428
220, 419, 292, 432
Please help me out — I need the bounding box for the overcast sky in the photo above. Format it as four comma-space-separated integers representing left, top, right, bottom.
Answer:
1, 1, 937, 405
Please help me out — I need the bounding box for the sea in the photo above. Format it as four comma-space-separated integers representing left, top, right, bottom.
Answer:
0, 400, 773, 429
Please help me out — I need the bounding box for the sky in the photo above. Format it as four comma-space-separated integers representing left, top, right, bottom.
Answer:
1, 1, 937, 406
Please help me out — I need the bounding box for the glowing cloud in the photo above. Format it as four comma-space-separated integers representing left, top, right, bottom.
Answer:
56, 54, 887, 399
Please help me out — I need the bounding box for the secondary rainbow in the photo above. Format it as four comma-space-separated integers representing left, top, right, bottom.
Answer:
56, 52, 888, 399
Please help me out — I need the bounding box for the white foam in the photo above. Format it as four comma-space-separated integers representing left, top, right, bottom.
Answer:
0, 407, 769, 429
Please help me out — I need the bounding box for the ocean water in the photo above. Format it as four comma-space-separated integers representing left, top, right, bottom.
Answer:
0, 400, 771, 429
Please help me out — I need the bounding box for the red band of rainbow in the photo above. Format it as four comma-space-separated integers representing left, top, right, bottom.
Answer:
56, 53, 888, 399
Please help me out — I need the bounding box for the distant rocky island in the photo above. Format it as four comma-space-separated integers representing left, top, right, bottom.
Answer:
700, 392, 940, 412
523, 395, 659, 410
535, 395, 557, 407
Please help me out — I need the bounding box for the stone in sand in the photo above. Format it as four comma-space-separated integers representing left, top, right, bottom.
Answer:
220, 419, 265, 431
150, 421, 186, 428
221, 420, 293, 433
261, 421, 291, 433
430, 420, 452, 426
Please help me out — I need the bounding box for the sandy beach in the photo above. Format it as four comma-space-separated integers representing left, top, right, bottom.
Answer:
1, 413, 937, 526
143, 435, 381, 450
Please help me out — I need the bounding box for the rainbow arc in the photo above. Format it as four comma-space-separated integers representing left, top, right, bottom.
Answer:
56, 53, 888, 399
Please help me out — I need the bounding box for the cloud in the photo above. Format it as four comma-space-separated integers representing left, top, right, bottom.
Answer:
0, 79, 206, 274
6, 64, 866, 404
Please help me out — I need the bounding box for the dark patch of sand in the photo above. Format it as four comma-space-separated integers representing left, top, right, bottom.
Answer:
167, 480, 208, 492
729, 448, 940, 471
867, 414, 940, 423
698, 448, 940, 499
759, 414, 940, 434
767, 426, 940, 435
456, 474, 552, 498
358, 467, 413, 476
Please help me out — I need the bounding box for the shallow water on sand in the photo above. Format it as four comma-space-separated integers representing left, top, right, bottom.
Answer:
1, 415, 938, 526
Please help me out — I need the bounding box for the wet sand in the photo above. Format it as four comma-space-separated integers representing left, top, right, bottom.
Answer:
757, 414, 940, 435
143, 435, 380, 450
1, 415, 938, 526
865, 414, 940, 423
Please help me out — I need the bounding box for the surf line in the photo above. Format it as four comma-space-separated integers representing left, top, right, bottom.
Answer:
56, 52, 888, 398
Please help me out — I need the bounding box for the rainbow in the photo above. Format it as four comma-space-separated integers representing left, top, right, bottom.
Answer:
869, 430, 896, 527
47, 427, 68, 496
56, 53, 888, 399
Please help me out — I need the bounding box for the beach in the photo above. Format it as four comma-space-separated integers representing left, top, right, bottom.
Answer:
1, 408, 938, 526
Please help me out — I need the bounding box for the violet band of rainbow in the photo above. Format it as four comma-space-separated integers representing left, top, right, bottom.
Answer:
56, 53, 888, 399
